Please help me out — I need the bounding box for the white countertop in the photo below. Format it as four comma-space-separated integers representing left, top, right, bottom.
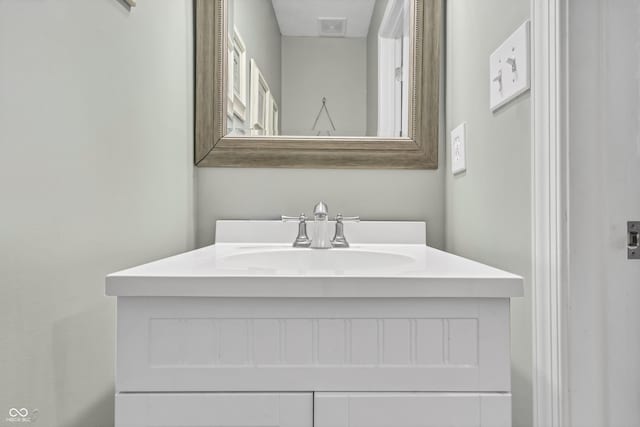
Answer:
106, 243, 523, 298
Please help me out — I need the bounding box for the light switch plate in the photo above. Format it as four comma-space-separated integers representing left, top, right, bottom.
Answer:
490, 21, 530, 111
451, 123, 466, 175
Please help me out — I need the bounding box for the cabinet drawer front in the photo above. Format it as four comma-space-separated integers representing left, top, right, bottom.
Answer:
117, 297, 511, 392
315, 393, 511, 427
115, 393, 312, 427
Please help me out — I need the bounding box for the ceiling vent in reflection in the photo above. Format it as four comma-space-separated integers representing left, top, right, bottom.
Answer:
318, 18, 347, 37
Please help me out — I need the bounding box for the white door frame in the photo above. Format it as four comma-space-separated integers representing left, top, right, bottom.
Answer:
531, 1, 569, 426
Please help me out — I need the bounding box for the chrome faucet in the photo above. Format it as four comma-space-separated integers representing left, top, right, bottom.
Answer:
283, 202, 359, 249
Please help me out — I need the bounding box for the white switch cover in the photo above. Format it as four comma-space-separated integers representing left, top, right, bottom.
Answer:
490, 21, 530, 111
451, 123, 466, 175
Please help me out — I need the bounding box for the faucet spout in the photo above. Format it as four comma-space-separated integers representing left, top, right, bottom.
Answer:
311, 201, 331, 249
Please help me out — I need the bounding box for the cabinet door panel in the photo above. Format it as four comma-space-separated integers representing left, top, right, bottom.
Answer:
115, 393, 312, 427
314, 393, 510, 427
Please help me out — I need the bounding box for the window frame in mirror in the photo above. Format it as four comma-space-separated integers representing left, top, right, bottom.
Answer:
195, 0, 441, 169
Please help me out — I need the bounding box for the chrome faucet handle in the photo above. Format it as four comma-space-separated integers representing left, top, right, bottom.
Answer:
337, 215, 360, 222
331, 214, 360, 248
281, 213, 311, 247
281, 214, 306, 222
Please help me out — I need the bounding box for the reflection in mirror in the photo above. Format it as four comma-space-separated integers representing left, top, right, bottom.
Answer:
226, 0, 412, 138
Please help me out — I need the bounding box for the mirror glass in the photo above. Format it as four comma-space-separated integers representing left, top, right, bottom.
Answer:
226, 0, 412, 138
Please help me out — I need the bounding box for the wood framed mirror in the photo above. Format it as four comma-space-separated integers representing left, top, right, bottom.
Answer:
195, 0, 441, 169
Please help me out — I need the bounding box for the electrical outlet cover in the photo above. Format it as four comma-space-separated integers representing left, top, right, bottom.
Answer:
451, 123, 466, 175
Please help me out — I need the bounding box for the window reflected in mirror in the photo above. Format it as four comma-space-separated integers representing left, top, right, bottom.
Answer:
225, 0, 412, 138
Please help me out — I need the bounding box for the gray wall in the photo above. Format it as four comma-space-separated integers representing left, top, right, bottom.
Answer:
366, 0, 389, 136
281, 37, 367, 136
444, 1, 532, 426
229, 0, 281, 134
196, 165, 445, 248
0, 1, 195, 426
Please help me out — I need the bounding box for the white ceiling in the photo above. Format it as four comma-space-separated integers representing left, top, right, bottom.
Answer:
271, 0, 377, 38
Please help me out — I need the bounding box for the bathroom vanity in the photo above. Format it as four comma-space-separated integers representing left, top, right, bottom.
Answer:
107, 221, 523, 427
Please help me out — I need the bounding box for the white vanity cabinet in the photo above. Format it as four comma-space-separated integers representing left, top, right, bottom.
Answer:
107, 221, 522, 427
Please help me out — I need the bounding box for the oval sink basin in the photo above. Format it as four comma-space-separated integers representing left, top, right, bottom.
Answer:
220, 249, 415, 272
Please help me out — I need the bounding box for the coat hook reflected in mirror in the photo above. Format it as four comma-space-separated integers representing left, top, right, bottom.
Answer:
312, 97, 336, 136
